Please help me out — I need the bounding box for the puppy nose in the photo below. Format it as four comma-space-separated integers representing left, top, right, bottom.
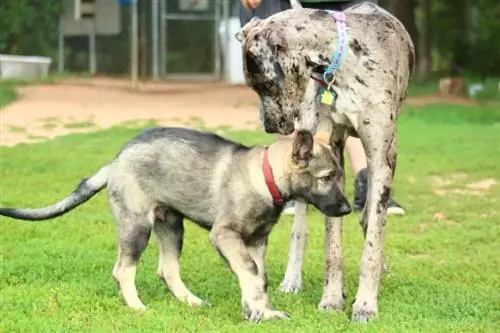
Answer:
338, 201, 352, 216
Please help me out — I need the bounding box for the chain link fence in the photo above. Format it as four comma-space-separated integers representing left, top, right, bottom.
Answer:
58, 0, 240, 81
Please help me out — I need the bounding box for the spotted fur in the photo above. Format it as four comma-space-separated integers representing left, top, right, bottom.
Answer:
236, 1, 415, 323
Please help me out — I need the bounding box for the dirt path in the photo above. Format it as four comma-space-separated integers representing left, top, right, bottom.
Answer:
0, 77, 478, 147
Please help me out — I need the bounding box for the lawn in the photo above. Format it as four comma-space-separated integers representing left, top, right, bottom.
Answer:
1, 101, 500, 332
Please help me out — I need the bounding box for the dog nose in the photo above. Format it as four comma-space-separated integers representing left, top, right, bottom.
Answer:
263, 119, 279, 134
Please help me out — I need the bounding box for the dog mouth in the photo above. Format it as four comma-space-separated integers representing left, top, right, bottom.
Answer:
263, 118, 295, 135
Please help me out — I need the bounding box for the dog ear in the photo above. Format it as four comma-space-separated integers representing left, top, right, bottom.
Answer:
292, 130, 314, 168
263, 28, 287, 54
235, 17, 262, 43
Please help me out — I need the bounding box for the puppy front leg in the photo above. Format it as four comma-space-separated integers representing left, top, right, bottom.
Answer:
209, 225, 290, 322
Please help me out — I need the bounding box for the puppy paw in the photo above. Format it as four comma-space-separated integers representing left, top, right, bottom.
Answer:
244, 309, 291, 323
279, 277, 303, 294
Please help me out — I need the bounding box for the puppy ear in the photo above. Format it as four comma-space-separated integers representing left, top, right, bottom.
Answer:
292, 130, 314, 168
235, 17, 262, 43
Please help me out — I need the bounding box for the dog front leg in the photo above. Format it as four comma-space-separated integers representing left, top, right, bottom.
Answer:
352, 125, 397, 322
280, 199, 308, 293
279, 79, 322, 294
209, 225, 290, 322
318, 127, 346, 312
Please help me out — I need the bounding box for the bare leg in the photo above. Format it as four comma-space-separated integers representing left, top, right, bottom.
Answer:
154, 211, 205, 306
345, 136, 367, 174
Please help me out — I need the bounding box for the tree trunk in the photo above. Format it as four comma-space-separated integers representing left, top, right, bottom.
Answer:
418, 0, 431, 80
388, 0, 418, 57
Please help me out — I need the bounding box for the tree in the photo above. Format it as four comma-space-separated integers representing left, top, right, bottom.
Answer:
388, 0, 418, 53
418, 0, 431, 80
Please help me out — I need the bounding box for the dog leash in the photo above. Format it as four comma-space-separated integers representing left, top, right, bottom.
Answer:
315, 10, 348, 106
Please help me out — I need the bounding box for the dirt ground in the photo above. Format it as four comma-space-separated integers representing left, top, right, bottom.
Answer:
0, 77, 478, 147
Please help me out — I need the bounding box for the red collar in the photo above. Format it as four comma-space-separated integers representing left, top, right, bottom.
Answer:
262, 148, 285, 206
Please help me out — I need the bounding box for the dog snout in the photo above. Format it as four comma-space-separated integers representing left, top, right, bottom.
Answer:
337, 200, 352, 216
263, 119, 279, 134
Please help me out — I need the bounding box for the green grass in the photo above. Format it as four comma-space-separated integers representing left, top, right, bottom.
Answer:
0, 83, 18, 109
1, 105, 500, 333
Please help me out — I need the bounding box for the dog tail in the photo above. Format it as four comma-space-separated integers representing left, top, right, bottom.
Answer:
290, 0, 303, 9
0, 164, 110, 221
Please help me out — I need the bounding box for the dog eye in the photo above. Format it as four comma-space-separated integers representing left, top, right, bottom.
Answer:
321, 174, 332, 182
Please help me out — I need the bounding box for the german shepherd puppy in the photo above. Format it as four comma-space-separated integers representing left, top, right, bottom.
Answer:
0, 127, 351, 322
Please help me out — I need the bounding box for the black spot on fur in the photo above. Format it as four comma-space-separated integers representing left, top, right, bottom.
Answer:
246, 258, 259, 276
309, 10, 330, 21
408, 43, 415, 73
355, 75, 368, 87
245, 52, 261, 75
390, 114, 394, 121
274, 61, 285, 82
242, 301, 251, 317
295, 25, 305, 32
368, 241, 373, 247
385, 89, 393, 97
376, 186, 391, 214
363, 61, 375, 71
349, 39, 369, 57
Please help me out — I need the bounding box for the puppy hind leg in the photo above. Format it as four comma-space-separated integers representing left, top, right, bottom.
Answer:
112, 207, 152, 310
154, 210, 205, 307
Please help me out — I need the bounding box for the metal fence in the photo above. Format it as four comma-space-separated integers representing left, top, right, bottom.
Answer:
58, 0, 238, 85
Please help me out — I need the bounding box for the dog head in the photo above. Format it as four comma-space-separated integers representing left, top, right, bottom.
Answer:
285, 130, 351, 217
236, 15, 331, 135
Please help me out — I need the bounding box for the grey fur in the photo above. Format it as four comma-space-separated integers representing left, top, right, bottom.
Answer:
0, 126, 351, 322
236, 1, 415, 322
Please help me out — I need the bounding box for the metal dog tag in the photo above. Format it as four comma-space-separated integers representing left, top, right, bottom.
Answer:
320, 90, 335, 106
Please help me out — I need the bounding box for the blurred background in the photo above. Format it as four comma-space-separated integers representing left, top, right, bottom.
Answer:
0, 0, 498, 90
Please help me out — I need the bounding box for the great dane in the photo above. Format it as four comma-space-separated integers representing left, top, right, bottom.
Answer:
236, 1, 415, 322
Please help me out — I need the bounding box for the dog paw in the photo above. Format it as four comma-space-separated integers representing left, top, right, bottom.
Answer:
351, 299, 378, 323
317, 298, 344, 312
128, 302, 147, 311
245, 309, 291, 323
279, 278, 302, 294
317, 290, 345, 312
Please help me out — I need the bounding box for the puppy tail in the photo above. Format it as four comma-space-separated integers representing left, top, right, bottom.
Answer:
0, 164, 110, 221
290, 0, 303, 9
